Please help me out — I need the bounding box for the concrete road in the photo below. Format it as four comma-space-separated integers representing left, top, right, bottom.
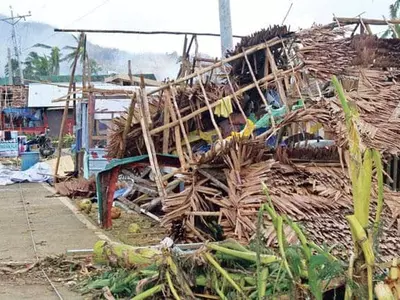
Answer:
0, 183, 103, 299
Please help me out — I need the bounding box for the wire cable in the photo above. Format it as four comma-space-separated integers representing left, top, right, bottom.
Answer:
22, 0, 111, 53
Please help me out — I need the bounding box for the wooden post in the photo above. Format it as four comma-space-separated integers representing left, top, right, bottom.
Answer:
88, 91, 95, 148
170, 86, 193, 160
196, 73, 223, 140
138, 76, 166, 198
54, 33, 84, 179
177, 34, 188, 79
72, 83, 79, 174
243, 51, 275, 128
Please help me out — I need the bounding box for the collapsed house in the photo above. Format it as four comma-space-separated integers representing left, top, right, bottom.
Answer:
97, 21, 400, 260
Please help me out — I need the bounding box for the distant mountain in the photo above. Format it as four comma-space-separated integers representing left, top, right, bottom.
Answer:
0, 15, 180, 80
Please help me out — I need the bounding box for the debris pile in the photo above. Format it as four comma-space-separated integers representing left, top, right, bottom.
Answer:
58, 20, 400, 265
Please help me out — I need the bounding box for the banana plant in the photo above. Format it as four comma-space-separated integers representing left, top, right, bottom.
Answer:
332, 76, 384, 300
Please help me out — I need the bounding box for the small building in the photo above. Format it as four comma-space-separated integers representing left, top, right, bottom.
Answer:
26, 74, 159, 139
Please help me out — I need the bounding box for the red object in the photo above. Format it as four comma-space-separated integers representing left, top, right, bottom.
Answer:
99, 155, 181, 229
104, 167, 120, 229
64, 118, 74, 135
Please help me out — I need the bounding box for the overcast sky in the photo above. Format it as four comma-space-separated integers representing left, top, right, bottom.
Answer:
0, 0, 395, 57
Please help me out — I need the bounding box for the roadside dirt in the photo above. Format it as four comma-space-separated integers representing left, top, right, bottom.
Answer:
84, 202, 167, 246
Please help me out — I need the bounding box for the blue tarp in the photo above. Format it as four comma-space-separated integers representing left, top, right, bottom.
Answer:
3, 108, 42, 121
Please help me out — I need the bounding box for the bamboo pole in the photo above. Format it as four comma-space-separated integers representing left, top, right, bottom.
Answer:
147, 38, 284, 95
266, 47, 288, 107
150, 66, 301, 136
164, 89, 186, 167
170, 86, 193, 160
383, 15, 399, 38
335, 17, 400, 26
196, 73, 223, 140
243, 51, 275, 128
221, 65, 247, 122
118, 61, 137, 158
162, 91, 170, 154
138, 79, 166, 199
54, 32, 84, 179
55, 28, 245, 38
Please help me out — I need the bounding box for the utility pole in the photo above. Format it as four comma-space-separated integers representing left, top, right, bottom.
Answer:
0, 7, 31, 85
7, 48, 13, 85
218, 0, 233, 58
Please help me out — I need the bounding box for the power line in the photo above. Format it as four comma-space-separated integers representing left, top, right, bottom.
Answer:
21, 0, 111, 53
66, 0, 110, 26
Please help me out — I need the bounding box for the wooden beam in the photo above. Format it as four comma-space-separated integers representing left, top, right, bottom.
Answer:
335, 17, 400, 26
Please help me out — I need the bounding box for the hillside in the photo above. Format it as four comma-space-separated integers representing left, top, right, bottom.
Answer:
0, 15, 180, 80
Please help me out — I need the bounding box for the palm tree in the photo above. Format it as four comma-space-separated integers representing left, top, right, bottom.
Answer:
63, 34, 102, 74
382, 0, 400, 38
23, 51, 52, 78
33, 43, 62, 75
63, 35, 85, 68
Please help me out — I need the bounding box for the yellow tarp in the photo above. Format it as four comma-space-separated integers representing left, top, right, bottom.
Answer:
214, 96, 233, 118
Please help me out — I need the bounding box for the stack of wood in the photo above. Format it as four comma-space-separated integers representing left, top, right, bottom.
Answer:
160, 140, 400, 259
296, 26, 356, 79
